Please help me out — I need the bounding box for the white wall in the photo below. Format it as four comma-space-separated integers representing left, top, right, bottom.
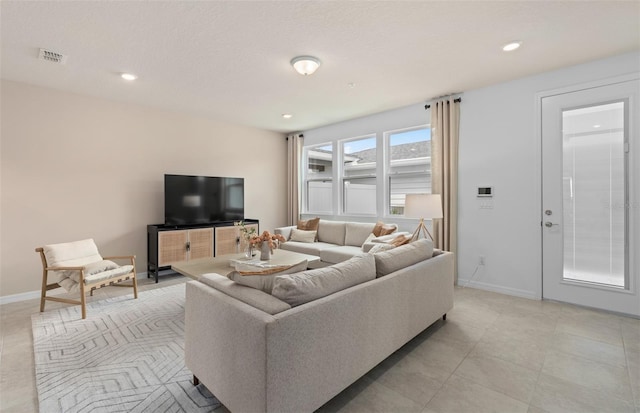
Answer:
458, 51, 639, 299
0, 80, 287, 299
303, 51, 639, 299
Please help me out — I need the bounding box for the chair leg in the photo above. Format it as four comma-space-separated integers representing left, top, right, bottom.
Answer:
131, 257, 138, 299
132, 275, 138, 299
80, 286, 87, 319
40, 269, 48, 313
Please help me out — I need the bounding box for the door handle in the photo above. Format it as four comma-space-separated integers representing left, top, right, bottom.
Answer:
544, 222, 559, 228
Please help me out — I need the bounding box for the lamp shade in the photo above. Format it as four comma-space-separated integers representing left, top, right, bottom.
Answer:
404, 194, 443, 219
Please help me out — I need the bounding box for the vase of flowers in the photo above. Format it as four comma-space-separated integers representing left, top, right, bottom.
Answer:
249, 230, 286, 261
235, 221, 257, 258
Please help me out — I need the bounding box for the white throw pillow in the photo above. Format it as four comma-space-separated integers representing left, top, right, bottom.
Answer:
289, 228, 317, 243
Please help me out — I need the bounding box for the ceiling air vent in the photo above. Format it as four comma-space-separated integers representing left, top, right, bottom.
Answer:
38, 48, 68, 64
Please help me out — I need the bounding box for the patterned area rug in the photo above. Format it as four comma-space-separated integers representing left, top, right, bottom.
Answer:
31, 284, 221, 413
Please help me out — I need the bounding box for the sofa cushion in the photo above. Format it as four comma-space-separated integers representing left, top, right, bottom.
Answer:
374, 238, 434, 278
319, 246, 364, 265
272, 253, 376, 307
228, 260, 308, 294
280, 241, 337, 256
200, 273, 291, 315
344, 222, 376, 247
289, 229, 317, 243
317, 220, 346, 245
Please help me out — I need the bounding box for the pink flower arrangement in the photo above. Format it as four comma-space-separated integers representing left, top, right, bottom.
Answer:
249, 230, 286, 252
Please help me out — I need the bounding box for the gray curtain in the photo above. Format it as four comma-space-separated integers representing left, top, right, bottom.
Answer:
431, 98, 460, 282
286, 134, 304, 226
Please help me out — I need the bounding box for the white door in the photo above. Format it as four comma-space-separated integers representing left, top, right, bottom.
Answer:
542, 79, 639, 316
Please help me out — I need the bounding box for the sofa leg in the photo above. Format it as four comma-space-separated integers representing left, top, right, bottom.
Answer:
442, 314, 447, 321
193, 375, 199, 386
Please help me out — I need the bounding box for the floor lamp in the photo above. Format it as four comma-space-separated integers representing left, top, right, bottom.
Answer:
404, 194, 443, 241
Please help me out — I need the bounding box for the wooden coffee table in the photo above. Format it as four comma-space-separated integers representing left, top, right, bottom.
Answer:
171, 249, 320, 280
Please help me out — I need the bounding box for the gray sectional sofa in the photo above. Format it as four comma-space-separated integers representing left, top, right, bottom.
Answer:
184, 239, 454, 413
275, 220, 405, 268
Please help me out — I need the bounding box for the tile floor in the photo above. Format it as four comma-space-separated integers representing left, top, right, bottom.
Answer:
1, 275, 639, 413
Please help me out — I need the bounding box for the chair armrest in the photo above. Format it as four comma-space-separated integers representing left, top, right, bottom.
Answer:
102, 255, 136, 260
45, 266, 85, 271
103, 255, 136, 267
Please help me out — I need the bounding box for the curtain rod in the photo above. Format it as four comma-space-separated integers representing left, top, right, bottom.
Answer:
424, 97, 462, 110
285, 133, 304, 140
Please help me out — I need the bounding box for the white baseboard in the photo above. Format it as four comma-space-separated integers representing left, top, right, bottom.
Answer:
457, 278, 539, 300
0, 271, 149, 306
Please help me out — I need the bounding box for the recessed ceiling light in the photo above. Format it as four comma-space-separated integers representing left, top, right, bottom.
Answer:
291, 56, 321, 76
502, 41, 522, 52
282, 113, 293, 119
593, 124, 601, 128
121, 73, 137, 81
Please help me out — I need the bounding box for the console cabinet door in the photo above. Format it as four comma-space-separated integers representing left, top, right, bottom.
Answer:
215, 224, 259, 256
158, 230, 188, 266
215, 226, 239, 256
188, 228, 213, 260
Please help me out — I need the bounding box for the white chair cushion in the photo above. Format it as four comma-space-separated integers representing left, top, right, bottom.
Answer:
57, 264, 134, 292
43, 238, 102, 268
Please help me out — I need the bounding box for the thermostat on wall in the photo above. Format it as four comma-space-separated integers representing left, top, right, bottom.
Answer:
477, 187, 493, 197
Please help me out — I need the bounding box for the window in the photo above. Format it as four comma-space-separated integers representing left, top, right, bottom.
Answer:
304, 144, 333, 214
342, 136, 377, 215
301, 124, 430, 217
387, 127, 431, 215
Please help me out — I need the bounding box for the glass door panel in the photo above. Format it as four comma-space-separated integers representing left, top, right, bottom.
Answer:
561, 102, 626, 287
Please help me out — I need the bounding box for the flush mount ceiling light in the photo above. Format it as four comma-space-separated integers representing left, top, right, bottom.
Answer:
502, 41, 522, 52
121, 73, 137, 81
291, 56, 321, 75
282, 113, 293, 119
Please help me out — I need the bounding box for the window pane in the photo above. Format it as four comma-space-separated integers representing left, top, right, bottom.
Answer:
388, 128, 431, 215
389, 173, 430, 215
344, 177, 376, 215
343, 136, 376, 177
308, 181, 333, 214
343, 137, 376, 214
562, 102, 625, 287
307, 144, 333, 176
305, 144, 333, 213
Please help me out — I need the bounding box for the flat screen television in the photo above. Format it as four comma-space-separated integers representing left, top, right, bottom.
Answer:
164, 174, 244, 226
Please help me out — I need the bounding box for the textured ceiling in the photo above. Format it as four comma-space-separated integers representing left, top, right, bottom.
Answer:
1, 1, 638, 133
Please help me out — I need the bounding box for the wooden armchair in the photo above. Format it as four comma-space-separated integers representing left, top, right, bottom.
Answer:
36, 238, 138, 319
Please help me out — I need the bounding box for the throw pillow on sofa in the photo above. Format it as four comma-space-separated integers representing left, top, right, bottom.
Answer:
372, 221, 397, 237
374, 238, 434, 278
297, 217, 320, 231
289, 229, 317, 243
228, 260, 308, 294
272, 253, 376, 307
